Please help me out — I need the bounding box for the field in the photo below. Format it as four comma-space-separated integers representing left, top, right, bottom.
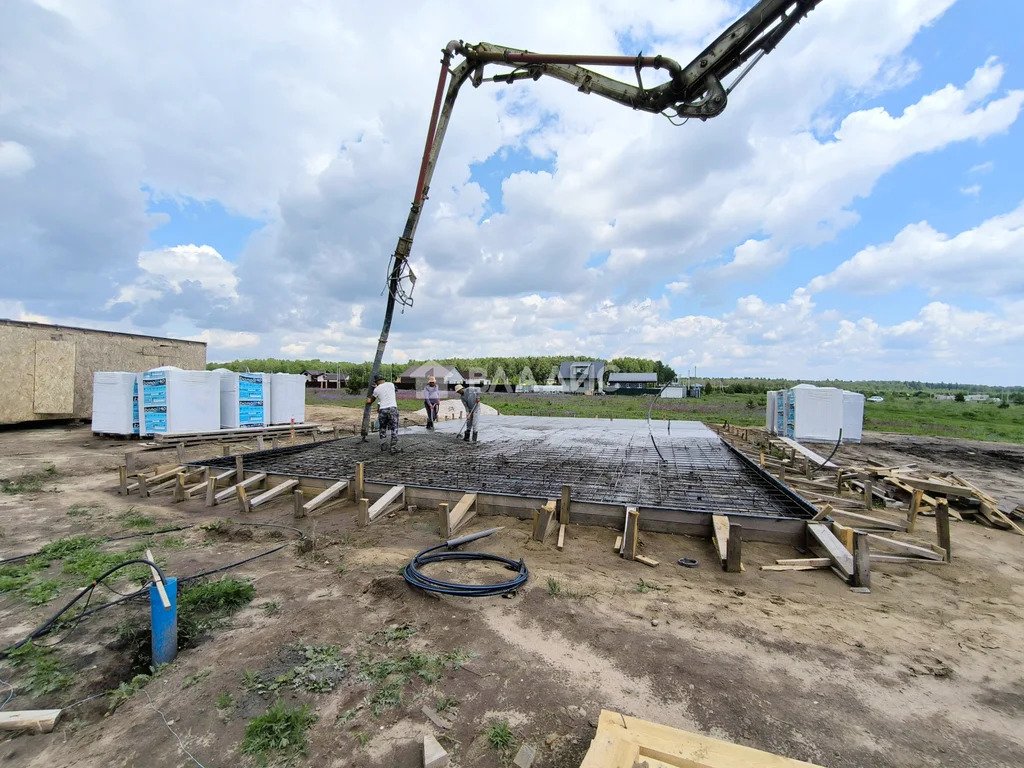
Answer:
308, 390, 1024, 444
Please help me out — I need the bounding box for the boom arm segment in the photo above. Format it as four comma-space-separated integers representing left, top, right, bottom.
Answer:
360, 0, 823, 436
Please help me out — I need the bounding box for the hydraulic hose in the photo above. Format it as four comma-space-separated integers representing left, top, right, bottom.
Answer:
402, 528, 528, 597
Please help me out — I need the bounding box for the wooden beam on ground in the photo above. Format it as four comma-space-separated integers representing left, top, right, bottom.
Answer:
894, 476, 979, 500
620, 507, 639, 561
365, 485, 405, 524
138, 465, 186, 497
725, 523, 743, 573
613, 535, 622, 552
0, 710, 62, 734
779, 437, 838, 469
865, 533, 943, 561
635, 554, 658, 567
299, 479, 349, 517
852, 532, 871, 590
247, 479, 300, 512
711, 514, 730, 568
777, 557, 830, 566
827, 507, 907, 531
761, 563, 829, 571
448, 493, 478, 537
556, 524, 566, 551
532, 499, 557, 542
213, 472, 266, 505
807, 522, 854, 581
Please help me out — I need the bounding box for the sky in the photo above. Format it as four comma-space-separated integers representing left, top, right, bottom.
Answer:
1, 0, 1023, 384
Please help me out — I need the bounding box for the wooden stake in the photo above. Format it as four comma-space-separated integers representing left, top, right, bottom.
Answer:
863, 479, 873, 510
222, 445, 231, 457
621, 507, 639, 561
355, 462, 365, 501
358, 498, 369, 527
560, 484, 571, 525
726, 524, 743, 573
272, 436, 280, 449
256, 435, 265, 450
176, 442, 185, 463
235, 454, 244, 480
438, 503, 450, 538
125, 452, 136, 477
205, 476, 216, 506
557, 523, 566, 551
173, 472, 186, 503
118, 465, 128, 496
908, 488, 923, 533
936, 498, 951, 563
293, 488, 304, 518
144, 548, 171, 609
852, 532, 871, 590
759, 452, 765, 469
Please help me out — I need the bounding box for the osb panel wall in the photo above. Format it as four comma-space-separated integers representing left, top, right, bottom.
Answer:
0, 323, 206, 424
33, 340, 76, 414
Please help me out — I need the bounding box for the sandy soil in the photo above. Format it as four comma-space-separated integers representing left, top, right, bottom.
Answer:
0, 424, 1022, 767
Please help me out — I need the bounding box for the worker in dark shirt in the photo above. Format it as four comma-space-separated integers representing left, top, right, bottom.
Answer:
455, 384, 480, 442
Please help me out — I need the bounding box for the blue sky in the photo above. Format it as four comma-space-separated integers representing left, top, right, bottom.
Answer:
2, 0, 1023, 384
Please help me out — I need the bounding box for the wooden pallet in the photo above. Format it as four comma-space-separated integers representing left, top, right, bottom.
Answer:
149, 423, 322, 447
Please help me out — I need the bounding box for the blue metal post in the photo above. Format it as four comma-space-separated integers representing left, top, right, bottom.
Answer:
150, 576, 178, 666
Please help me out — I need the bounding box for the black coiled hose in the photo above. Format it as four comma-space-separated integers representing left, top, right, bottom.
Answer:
402, 528, 528, 597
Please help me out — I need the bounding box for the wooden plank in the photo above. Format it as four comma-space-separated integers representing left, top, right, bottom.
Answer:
779, 436, 838, 469
865, 533, 943, 561
711, 514, 730, 567
449, 493, 478, 536
635, 554, 658, 567
827, 508, 907, 531
935, 500, 952, 561
852, 532, 871, 590
213, 472, 266, 504
980, 501, 1024, 536
761, 564, 828, 571
832, 522, 854, 554
301, 479, 349, 515
870, 554, 948, 565
613, 535, 622, 552
355, 462, 365, 501
438, 503, 450, 538
556, 523, 566, 551
725, 523, 742, 573
139, 465, 186, 497
907, 489, 923, 533
810, 503, 832, 522
807, 522, 854, 580
358, 498, 370, 527
367, 485, 405, 522
776, 558, 830, 566
894, 476, 979, 499
248, 479, 300, 511
144, 548, 170, 609
560, 484, 571, 526
0, 710, 63, 733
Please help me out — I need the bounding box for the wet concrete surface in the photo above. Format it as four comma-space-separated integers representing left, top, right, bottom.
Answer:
196, 416, 809, 517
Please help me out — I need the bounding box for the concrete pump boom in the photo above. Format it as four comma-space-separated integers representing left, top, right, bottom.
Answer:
361, 0, 823, 437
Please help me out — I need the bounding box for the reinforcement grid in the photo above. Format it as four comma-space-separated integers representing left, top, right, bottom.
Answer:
195, 432, 811, 518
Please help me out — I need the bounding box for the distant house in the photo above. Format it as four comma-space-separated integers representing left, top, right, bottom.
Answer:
397, 362, 464, 392
607, 372, 658, 391
302, 370, 349, 389
934, 394, 956, 401
559, 361, 605, 394
867, 396, 884, 403
964, 394, 991, 402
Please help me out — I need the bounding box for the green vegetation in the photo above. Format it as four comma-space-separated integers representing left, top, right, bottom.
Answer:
108, 671, 156, 712
369, 622, 418, 646
0, 463, 57, 495
179, 578, 255, 614
67, 503, 102, 518
546, 578, 562, 597
3, 642, 73, 697
182, 668, 212, 689
243, 644, 349, 697
635, 579, 666, 594
242, 700, 317, 765
260, 601, 281, 617
435, 695, 459, 713
485, 719, 516, 754
119, 507, 155, 529
216, 692, 235, 710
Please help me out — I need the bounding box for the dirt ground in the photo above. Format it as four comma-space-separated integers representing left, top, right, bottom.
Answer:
1, 420, 1023, 768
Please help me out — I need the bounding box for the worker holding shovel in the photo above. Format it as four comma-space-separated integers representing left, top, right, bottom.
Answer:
366, 374, 401, 454
455, 383, 481, 442
424, 375, 441, 431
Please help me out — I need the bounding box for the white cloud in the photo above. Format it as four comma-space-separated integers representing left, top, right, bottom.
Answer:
0, 300, 49, 323
960, 184, 981, 196
807, 202, 1024, 298
969, 160, 994, 174
0, 140, 34, 177
186, 328, 260, 349
108, 245, 239, 313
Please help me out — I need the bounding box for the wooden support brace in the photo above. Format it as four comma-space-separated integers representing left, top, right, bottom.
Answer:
437, 503, 449, 537
832, 522, 854, 554
354, 462, 365, 501
358, 498, 370, 527
248, 479, 300, 511
301, 479, 349, 516
214, 472, 266, 505
620, 507, 639, 561
557, 524, 566, 551
711, 514, 730, 568
533, 499, 557, 542
235, 454, 244, 480
935, 499, 952, 562
725, 524, 743, 573
256, 435, 265, 451
447, 493, 478, 537
560, 484, 571, 525
807, 522, 854, 581
293, 489, 304, 518
865, 533, 944, 561
852, 532, 871, 590
366, 485, 405, 524
173, 472, 186, 503
176, 442, 185, 462
863, 479, 874, 510
828, 507, 907, 531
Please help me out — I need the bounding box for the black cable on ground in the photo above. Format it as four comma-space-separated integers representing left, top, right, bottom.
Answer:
0, 521, 305, 658
402, 528, 527, 597
816, 428, 843, 470
0, 525, 194, 566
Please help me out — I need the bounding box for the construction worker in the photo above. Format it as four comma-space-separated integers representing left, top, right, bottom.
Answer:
366, 374, 400, 453
424, 375, 441, 430
455, 383, 480, 442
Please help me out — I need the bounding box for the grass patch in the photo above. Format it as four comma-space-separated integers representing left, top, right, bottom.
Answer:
0, 464, 57, 495
485, 719, 516, 754
120, 507, 155, 530
182, 668, 212, 689
2, 642, 73, 697
546, 578, 562, 597
241, 700, 317, 765
635, 579, 666, 594
67, 503, 102, 518
108, 671, 155, 712
435, 695, 459, 713
369, 622, 418, 646
243, 644, 349, 697
157, 536, 188, 549
216, 692, 235, 710
260, 601, 281, 617
357, 648, 471, 717
179, 578, 255, 614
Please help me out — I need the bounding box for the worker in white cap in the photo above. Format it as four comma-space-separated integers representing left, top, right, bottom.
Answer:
454, 383, 481, 442
423, 375, 441, 431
